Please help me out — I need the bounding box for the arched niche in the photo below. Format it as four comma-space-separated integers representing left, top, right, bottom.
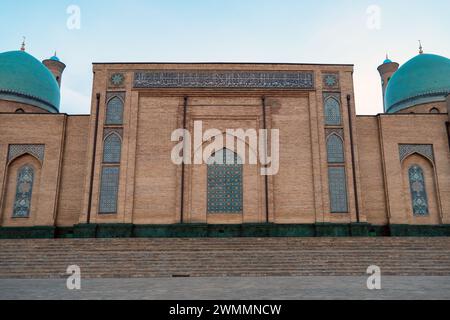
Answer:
1, 154, 42, 226
401, 153, 441, 225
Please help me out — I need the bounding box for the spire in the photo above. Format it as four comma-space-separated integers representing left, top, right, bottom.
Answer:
20, 36, 26, 51
419, 40, 423, 54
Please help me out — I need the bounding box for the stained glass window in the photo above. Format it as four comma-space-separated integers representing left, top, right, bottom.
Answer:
327, 134, 344, 163
207, 149, 243, 214
99, 166, 120, 214
324, 97, 341, 126
103, 133, 122, 164
409, 165, 429, 216
328, 167, 348, 213
105, 97, 124, 125
13, 165, 34, 218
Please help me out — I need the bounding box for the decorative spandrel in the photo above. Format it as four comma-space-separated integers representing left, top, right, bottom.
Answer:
207, 149, 243, 214
409, 165, 429, 216
13, 165, 34, 218
134, 70, 314, 89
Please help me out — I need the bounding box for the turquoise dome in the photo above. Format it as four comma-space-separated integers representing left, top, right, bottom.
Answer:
385, 53, 450, 113
0, 50, 60, 112
383, 58, 392, 64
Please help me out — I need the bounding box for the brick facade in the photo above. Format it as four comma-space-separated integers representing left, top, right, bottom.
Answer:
0, 62, 449, 234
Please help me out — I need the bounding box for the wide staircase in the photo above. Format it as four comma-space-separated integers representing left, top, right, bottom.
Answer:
1, 238, 450, 278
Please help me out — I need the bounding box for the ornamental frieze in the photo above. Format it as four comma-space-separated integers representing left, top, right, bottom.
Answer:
133, 70, 315, 89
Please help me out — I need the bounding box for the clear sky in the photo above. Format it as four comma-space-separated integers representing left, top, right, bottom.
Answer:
1, 0, 449, 115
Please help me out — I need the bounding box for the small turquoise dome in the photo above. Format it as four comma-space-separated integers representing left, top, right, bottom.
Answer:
0, 50, 60, 112
50, 55, 60, 62
383, 58, 392, 64
385, 53, 450, 113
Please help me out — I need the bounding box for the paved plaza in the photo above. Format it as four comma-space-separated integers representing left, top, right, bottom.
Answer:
1, 277, 449, 300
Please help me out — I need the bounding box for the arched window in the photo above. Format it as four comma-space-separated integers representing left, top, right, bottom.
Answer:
15, 108, 25, 113
430, 108, 439, 114
105, 97, 124, 125
207, 149, 243, 214
99, 167, 120, 214
327, 134, 344, 163
324, 97, 341, 126
13, 165, 34, 218
328, 167, 348, 213
103, 133, 122, 164
409, 165, 429, 216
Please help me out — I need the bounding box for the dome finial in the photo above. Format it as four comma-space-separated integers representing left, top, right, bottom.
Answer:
419, 40, 424, 54
20, 36, 26, 51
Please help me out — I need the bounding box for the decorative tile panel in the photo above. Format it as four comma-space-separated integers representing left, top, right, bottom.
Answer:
409, 165, 429, 216
8, 144, 45, 163
109, 73, 125, 88
323, 73, 340, 89
99, 166, 120, 214
207, 149, 243, 214
13, 165, 34, 218
399, 144, 434, 163
328, 167, 348, 213
134, 70, 315, 89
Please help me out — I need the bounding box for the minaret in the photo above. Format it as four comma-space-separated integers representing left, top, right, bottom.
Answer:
42, 52, 66, 88
377, 54, 399, 110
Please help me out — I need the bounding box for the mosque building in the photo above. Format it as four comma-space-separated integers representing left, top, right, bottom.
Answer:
0, 41, 449, 238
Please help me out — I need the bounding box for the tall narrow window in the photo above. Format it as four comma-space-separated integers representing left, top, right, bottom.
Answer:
13, 165, 34, 218
99, 167, 120, 214
324, 97, 341, 126
327, 134, 344, 163
105, 97, 124, 125
328, 167, 348, 213
409, 165, 429, 216
103, 133, 122, 164
207, 149, 243, 214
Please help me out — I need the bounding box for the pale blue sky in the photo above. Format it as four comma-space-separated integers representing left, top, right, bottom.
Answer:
1, 0, 449, 114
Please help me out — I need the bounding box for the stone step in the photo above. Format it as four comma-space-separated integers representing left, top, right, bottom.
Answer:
1, 238, 450, 278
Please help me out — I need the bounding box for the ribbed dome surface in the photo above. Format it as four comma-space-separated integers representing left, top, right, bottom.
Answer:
0, 50, 60, 112
385, 53, 450, 113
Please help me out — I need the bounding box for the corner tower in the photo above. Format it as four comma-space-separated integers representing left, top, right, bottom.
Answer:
377, 55, 399, 110
42, 53, 66, 87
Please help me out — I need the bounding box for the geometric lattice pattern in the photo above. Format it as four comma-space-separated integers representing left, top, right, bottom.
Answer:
8, 144, 45, 163
103, 133, 122, 164
207, 149, 243, 214
323, 73, 340, 89
105, 97, 124, 125
99, 167, 120, 214
327, 134, 345, 163
399, 144, 434, 163
409, 165, 429, 216
328, 167, 348, 213
13, 165, 34, 218
324, 97, 342, 126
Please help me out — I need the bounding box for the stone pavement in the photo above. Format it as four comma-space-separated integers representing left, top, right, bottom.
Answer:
0, 277, 449, 300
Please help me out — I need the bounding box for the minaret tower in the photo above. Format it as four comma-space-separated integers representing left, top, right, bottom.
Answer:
377, 54, 399, 110
42, 52, 66, 88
